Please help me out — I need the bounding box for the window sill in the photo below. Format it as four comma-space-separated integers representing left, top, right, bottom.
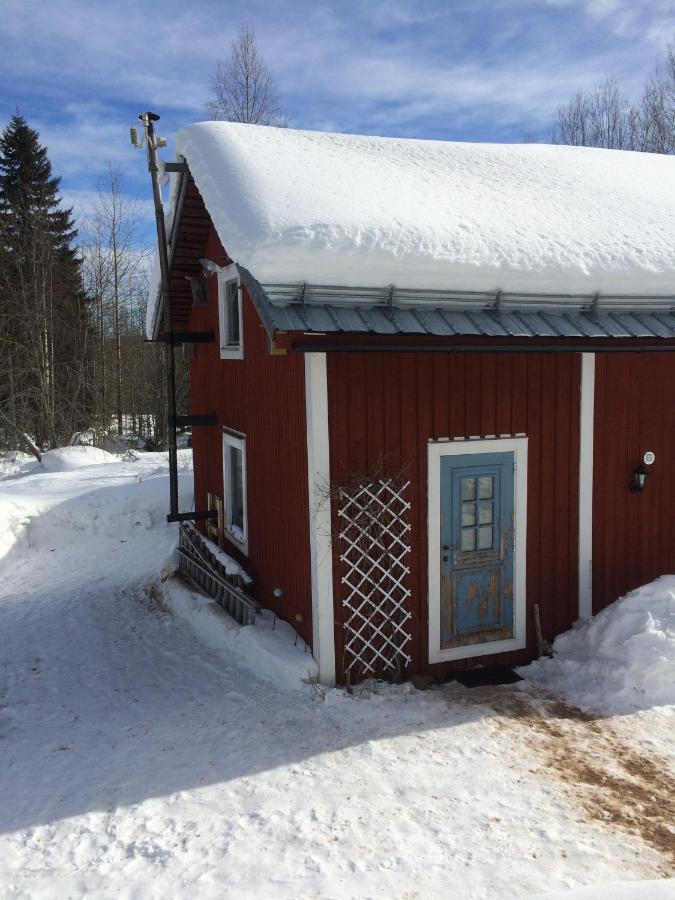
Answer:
222, 525, 248, 557
219, 346, 244, 361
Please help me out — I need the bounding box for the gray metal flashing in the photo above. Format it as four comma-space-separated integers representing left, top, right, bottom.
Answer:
241, 276, 675, 342
237, 265, 280, 337
262, 281, 675, 310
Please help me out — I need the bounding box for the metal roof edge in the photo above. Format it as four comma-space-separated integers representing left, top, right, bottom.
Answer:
260, 282, 675, 314
237, 265, 280, 339
148, 155, 190, 342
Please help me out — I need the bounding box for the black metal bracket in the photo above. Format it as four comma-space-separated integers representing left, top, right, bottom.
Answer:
164, 161, 188, 173
162, 330, 215, 345
170, 414, 218, 427
167, 510, 218, 523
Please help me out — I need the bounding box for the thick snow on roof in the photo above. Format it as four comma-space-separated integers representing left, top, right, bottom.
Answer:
178, 122, 675, 291
147, 122, 675, 335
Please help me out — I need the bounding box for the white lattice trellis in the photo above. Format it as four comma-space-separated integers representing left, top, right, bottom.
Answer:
338, 478, 413, 678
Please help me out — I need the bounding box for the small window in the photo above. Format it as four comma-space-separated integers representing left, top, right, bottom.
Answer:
222, 430, 247, 551
459, 474, 495, 554
217, 264, 243, 359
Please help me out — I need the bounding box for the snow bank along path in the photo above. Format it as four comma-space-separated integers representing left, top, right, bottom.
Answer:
521, 576, 675, 714
0, 453, 673, 897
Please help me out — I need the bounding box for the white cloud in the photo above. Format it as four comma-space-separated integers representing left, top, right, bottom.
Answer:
61, 187, 154, 234
2, 0, 673, 234
543, 0, 675, 45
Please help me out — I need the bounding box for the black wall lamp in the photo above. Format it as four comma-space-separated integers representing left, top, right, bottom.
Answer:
630, 451, 656, 492
630, 464, 649, 492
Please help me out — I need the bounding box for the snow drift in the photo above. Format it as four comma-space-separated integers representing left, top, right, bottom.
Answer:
0, 449, 193, 561
520, 576, 675, 714
40, 445, 118, 471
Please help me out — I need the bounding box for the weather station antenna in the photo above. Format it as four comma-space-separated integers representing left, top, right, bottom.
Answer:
130, 112, 180, 521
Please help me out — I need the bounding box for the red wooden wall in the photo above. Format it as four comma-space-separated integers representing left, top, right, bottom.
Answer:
177, 221, 675, 679
326, 351, 582, 677
592, 353, 675, 612
186, 229, 313, 642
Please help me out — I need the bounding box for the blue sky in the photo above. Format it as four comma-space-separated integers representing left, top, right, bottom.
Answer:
1, 0, 673, 240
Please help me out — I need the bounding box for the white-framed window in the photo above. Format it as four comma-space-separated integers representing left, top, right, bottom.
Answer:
222, 429, 248, 552
427, 436, 528, 664
217, 263, 243, 359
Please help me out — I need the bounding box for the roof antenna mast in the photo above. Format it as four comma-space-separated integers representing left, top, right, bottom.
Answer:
136, 111, 179, 521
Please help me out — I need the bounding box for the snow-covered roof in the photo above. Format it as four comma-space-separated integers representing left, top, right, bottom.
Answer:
147, 122, 675, 337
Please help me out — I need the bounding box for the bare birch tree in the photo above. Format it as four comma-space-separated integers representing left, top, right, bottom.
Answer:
82, 164, 150, 441
545, 42, 674, 153
551, 79, 633, 149
635, 45, 675, 154
206, 26, 286, 126
81, 164, 188, 451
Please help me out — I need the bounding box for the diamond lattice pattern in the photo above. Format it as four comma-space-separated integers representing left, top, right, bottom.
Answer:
338, 479, 413, 678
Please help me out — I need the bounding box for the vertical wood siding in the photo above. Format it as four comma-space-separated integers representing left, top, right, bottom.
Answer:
186, 229, 313, 642
326, 351, 581, 677
592, 353, 675, 613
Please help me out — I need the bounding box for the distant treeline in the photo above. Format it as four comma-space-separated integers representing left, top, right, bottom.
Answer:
534, 41, 674, 153
0, 114, 187, 458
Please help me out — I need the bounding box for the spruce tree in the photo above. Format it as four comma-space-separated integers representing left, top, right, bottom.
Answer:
0, 114, 93, 450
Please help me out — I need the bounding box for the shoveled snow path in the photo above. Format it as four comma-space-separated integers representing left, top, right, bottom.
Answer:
0, 458, 672, 898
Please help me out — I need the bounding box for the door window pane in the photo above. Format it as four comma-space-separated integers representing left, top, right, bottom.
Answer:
478, 500, 494, 524
478, 476, 493, 499
461, 529, 476, 552
461, 502, 476, 527
461, 477, 476, 501
478, 525, 493, 550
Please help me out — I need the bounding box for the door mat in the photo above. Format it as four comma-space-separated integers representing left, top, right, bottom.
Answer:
450, 667, 522, 688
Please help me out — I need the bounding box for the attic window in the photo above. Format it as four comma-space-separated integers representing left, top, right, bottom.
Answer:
217, 263, 243, 359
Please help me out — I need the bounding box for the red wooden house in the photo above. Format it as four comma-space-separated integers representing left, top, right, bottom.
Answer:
146, 121, 675, 685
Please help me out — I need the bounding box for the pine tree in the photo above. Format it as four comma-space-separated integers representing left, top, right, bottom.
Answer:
0, 114, 93, 450
0, 114, 77, 252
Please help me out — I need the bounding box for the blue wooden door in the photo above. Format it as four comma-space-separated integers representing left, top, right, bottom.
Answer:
439, 451, 515, 651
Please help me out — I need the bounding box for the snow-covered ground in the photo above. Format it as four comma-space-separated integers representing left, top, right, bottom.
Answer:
0, 452, 673, 898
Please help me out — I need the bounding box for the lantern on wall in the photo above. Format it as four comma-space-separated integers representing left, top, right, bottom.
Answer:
630, 451, 655, 492
630, 465, 648, 492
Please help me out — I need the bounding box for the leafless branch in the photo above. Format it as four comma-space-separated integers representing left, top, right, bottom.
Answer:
206, 26, 286, 126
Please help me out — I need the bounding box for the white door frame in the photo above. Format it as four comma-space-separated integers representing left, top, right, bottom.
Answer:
427, 437, 528, 663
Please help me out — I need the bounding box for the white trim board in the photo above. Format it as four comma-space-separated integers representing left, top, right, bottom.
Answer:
304, 353, 336, 685
428, 436, 528, 664
578, 353, 595, 619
